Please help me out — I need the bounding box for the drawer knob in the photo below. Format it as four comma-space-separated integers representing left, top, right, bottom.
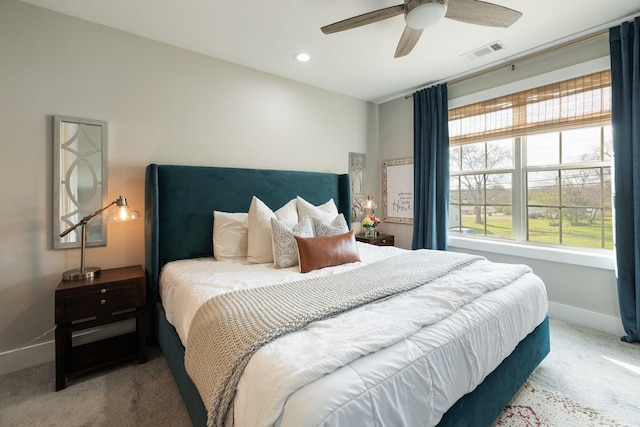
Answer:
101, 288, 107, 294
100, 299, 106, 305
381, 239, 387, 243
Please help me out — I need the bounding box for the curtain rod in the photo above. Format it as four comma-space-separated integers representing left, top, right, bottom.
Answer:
404, 30, 609, 100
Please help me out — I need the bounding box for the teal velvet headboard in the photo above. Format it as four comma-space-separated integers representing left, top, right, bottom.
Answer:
144, 164, 351, 339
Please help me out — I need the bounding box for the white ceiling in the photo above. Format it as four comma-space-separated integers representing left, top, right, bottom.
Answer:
20, 0, 640, 103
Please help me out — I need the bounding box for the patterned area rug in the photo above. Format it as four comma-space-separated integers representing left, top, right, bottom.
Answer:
494, 381, 629, 427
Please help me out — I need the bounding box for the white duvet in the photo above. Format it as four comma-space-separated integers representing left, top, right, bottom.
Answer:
160, 243, 548, 427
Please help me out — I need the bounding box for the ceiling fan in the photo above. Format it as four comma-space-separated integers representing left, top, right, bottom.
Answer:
321, 0, 522, 58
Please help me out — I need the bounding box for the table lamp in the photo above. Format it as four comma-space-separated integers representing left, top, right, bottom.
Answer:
59, 196, 139, 280
364, 195, 377, 214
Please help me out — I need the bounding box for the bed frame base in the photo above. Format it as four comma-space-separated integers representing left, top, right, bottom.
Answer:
437, 315, 550, 426
157, 304, 207, 422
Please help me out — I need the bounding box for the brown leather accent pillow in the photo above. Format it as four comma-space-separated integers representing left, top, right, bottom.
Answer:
294, 231, 361, 273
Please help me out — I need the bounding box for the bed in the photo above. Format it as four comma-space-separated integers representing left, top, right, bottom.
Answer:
144, 163, 550, 427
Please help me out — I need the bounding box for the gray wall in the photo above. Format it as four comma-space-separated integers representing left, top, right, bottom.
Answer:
0, 0, 377, 373
0, 0, 622, 374
376, 35, 622, 336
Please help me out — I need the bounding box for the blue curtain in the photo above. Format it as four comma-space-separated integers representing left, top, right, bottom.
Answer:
610, 17, 640, 343
412, 83, 449, 250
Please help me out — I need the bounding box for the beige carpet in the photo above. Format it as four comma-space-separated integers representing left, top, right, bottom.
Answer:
1, 319, 638, 426
495, 381, 629, 427
0, 346, 189, 427
529, 319, 640, 427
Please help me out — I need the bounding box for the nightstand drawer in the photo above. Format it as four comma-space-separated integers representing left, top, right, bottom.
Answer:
372, 235, 394, 246
57, 279, 144, 322
356, 233, 395, 247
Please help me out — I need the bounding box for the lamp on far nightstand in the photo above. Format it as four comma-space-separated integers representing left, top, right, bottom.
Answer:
59, 195, 139, 280
364, 195, 377, 214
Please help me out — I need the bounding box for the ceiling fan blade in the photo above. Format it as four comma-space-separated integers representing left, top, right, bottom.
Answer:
446, 0, 522, 28
394, 26, 423, 58
321, 4, 404, 34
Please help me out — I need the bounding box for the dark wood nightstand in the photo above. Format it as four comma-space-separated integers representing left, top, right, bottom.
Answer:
355, 233, 395, 247
55, 265, 147, 390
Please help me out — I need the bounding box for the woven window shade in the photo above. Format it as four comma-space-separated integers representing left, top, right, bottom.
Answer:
448, 70, 611, 146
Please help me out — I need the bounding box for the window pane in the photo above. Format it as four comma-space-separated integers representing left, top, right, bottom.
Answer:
562, 209, 604, 249
486, 209, 512, 239
449, 204, 462, 232
528, 171, 559, 206
528, 208, 560, 244
487, 173, 512, 205
562, 206, 591, 226
561, 169, 602, 207
604, 208, 613, 249
460, 142, 486, 171
603, 167, 612, 208
526, 133, 559, 166
487, 139, 513, 169
527, 207, 545, 219
562, 127, 601, 163
450, 146, 462, 172
603, 125, 613, 162
461, 205, 485, 235
450, 176, 460, 204
459, 175, 485, 205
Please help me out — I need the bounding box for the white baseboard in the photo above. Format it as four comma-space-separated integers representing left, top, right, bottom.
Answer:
548, 301, 625, 337
0, 339, 55, 376
0, 320, 135, 375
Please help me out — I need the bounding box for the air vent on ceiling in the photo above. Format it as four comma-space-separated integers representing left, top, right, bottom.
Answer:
461, 41, 505, 62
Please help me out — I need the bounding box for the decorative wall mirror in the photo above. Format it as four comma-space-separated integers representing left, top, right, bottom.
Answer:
349, 152, 366, 221
53, 116, 108, 249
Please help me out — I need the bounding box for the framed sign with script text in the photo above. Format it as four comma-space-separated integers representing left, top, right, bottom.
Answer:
382, 157, 414, 224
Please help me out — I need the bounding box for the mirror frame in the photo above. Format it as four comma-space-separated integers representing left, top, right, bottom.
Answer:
53, 116, 108, 249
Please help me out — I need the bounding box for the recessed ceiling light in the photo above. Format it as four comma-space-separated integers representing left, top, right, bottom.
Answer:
294, 52, 311, 62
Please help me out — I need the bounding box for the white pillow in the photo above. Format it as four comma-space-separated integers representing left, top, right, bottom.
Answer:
247, 197, 298, 263
274, 198, 299, 228
213, 211, 249, 260
296, 196, 339, 224
312, 214, 349, 237
271, 216, 314, 268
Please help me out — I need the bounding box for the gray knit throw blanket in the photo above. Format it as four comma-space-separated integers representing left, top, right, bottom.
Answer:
185, 250, 483, 427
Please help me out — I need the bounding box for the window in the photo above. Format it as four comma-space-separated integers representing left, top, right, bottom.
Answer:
448, 71, 612, 250
450, 139, 514, 239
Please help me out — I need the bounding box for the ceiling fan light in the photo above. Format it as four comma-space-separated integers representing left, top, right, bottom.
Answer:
406, 2, 447, 29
